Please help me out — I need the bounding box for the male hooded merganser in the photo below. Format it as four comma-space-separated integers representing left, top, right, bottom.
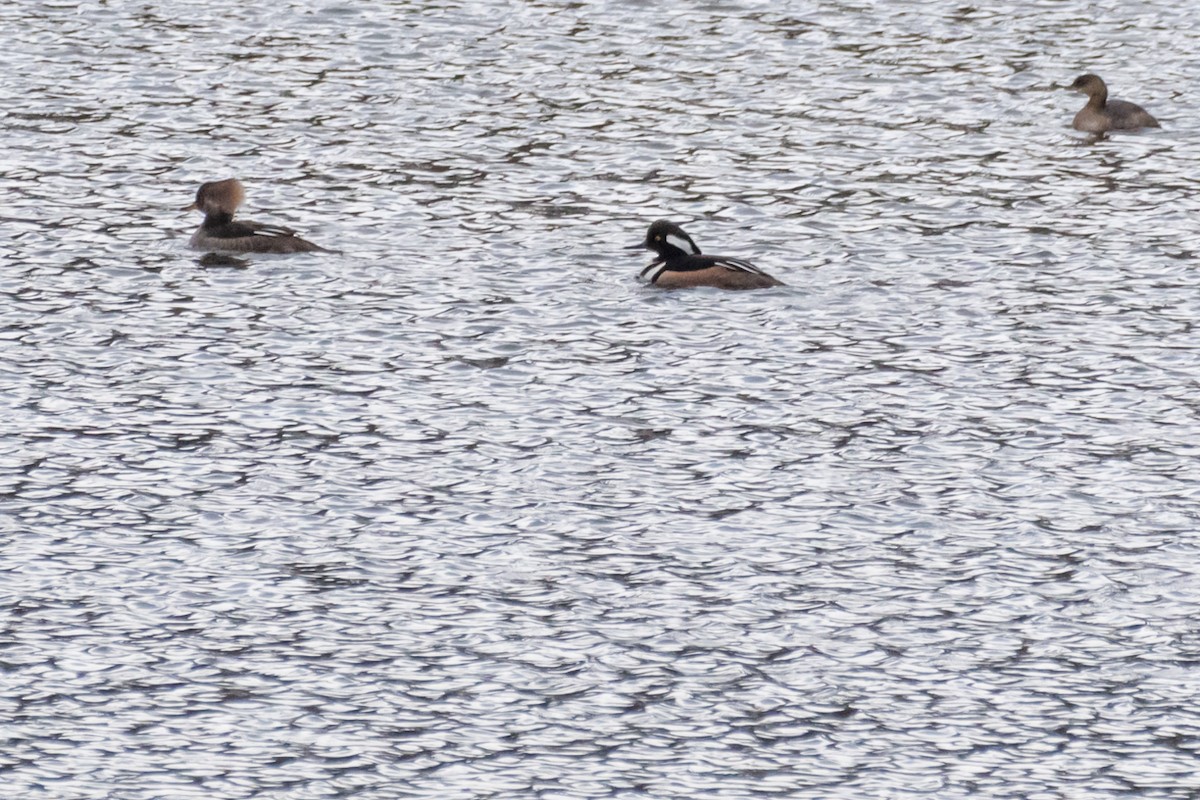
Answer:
628, 220, 784, 290
1069, 74, 1159, 132
184, 178, 330, 254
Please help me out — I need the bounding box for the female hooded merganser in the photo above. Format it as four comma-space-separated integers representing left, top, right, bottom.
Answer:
184, 179, 330, 254
629, 220, 784, 290
1069, 74, 1159, 132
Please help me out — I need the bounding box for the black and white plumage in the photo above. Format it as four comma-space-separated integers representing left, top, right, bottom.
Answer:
628, 220, 783, 290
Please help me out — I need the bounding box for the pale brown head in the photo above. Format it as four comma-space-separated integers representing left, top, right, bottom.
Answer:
1070, 74, 1106, 99
183, 178, 246, 216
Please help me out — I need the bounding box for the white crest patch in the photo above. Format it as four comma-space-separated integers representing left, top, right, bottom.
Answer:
666, 233, 695, 253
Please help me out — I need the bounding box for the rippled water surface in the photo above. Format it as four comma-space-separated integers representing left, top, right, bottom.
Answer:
5, 1, 1200, 797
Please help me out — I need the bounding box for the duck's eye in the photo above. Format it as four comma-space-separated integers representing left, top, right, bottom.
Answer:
654, 235, 662, 241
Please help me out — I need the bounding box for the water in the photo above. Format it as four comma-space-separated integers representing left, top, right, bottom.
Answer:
3, 1, 1200, 797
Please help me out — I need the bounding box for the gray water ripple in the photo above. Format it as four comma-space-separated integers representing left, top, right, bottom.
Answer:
5, 0, 1200, 798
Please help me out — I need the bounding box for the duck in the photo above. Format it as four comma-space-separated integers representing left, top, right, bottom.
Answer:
184, 179, 330, 254
628, 220, 783, 290
1069, 74, 1160, 133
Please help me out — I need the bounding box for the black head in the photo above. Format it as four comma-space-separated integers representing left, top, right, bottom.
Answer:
627, 220, 702, 258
